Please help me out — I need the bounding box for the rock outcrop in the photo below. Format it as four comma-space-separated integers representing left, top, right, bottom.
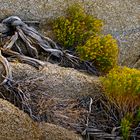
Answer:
39, 123, 83, 140
88, 0, 140, 68
0, 62, 102, 124
0, 98, 40, 140
0, 98, 83, 140
0, 0, 70, 20
11, 62, 102, 98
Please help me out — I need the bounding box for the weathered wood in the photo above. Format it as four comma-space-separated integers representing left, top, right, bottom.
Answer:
0, 16, 99, 80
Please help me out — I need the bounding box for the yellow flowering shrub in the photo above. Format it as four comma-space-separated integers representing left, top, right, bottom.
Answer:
121, 113, 132, 140
77, 34, 119, 73
52, 4, 103, 48
100, 66, 140, 110
120, 110, 140, 139
45, 4, 119, 73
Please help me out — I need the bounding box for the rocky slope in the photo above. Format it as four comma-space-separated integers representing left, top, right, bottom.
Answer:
0, 98, 40, 140
0, 62, 102, 131
0, 98, 83, 140
10, 62, 102, 98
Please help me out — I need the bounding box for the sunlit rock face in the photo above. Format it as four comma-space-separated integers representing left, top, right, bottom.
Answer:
10, 62, 102, 98
0, 0, 139, 68
0, 98, 83, 140
89, 0, 140, 68
0, 0, 68, 20
0, 98, 40, 140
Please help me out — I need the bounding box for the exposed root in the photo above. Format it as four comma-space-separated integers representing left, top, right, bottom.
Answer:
0, 50, 12, 85
0, 16, 99, 77
0, 16, 101, 138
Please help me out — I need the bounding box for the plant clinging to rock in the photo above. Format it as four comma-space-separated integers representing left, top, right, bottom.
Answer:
77, 34, 119, 73
0, 16, 99, 120
100, 66, 140, 139
52, 4, 103, 49
100, 66, 140, 112
121, 113, 132, 140
48, 4, 118, 73
0, 16, 99, 87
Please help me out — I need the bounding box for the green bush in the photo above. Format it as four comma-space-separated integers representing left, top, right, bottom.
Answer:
77, 34, 118, 73
52, 4, 103, 48
121, 114, 132, 140
47, 4, 118, 73
100, 66, 140, 110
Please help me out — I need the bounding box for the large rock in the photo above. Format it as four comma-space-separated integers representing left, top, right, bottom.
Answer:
88, 0, 140, 68
0, 0, 71, 20
5, 63, 102, 124
0, 62, 102, 127
11, 62, 102, 98
0, 98, 40, 140
39, 123, 83, 140
0, 98, 83, 140
0, 62, 102, 122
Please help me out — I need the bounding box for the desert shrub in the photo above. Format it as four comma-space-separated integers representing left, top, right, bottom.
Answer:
52, 4, 103, 49
45, 4, 118, 73
121, 113, 132, 140
120, 110, 140, 139
100, 66, 140, 111
77, 34, 118, 73
136, 108, 140, 123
